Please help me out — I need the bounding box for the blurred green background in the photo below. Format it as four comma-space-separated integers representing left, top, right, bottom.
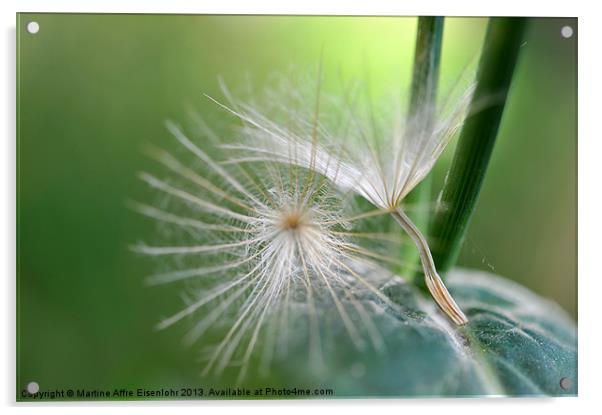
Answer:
17, 14, 576, 396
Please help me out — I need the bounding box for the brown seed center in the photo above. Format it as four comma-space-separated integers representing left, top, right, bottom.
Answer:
282, 213, 302, 230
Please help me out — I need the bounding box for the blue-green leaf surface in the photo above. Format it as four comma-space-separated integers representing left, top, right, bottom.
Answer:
255, 268, 577, 397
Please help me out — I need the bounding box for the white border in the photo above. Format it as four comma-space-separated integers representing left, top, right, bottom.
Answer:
2, 1, 599, 414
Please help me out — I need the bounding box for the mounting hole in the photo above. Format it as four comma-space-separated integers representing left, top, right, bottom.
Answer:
559, 377, 572, 390
26, 381, 39, 394
561, 25, 573, 38
26, 21, 40, 34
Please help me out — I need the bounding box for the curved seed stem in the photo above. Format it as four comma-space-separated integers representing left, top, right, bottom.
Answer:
391, 208, 468, 325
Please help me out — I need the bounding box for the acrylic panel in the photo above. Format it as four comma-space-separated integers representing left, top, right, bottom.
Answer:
16, 14, 577, 400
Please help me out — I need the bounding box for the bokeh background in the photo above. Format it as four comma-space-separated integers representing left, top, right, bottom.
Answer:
17, 14, 576, 396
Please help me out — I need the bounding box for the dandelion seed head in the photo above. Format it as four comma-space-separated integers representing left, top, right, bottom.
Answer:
133, 120, 400, 381
212, 70, 471, 326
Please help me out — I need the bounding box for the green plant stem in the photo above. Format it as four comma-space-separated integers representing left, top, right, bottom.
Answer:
393, 17, 470, 325
429, 17, 529, 273
400, 16, 444, 281
408, 16, 444, 117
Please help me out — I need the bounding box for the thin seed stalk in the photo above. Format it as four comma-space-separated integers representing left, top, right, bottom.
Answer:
429, 17, 529, 273
392, 209, 468, 325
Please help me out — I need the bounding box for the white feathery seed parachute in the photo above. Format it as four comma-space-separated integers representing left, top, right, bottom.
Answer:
132, 120, 405, 381
215, 73, 475, 326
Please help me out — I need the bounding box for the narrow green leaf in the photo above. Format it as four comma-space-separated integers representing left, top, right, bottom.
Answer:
429, 17, 529, 273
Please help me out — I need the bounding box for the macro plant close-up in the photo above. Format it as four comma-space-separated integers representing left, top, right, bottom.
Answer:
17, 13, 577, 400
